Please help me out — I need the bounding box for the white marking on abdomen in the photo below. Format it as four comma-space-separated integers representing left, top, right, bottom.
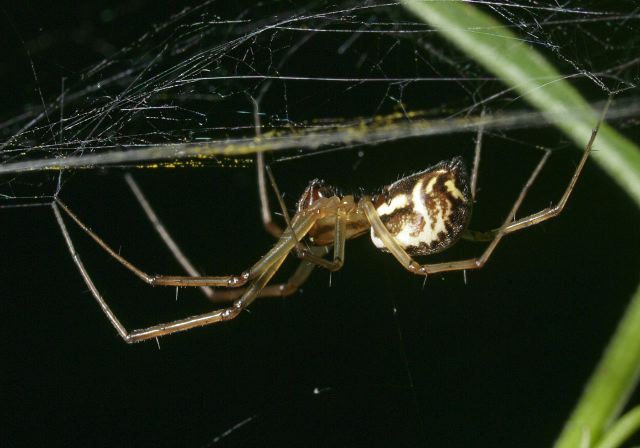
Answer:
376, 194, 408, 216
370, 178, 448, 251
412, 179, 431, 229
445, 179, 464, 200
397, 178, 446, 248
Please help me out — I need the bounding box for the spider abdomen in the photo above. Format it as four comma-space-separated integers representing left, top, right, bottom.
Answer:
370, 157, 472, 255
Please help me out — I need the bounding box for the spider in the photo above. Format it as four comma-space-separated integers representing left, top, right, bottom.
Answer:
52, 105, 607, 344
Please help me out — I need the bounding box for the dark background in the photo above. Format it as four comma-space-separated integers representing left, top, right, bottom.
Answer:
1, 1, 639, 447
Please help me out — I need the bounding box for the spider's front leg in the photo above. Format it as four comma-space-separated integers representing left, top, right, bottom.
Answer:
55, 198, 252, 288
206, 246, 329, 303
53, 201, 328, 342
209, 210, 349, 302
294, 210, 346, 272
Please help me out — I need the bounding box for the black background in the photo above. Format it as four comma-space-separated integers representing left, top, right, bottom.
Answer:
2, 1, 639, 447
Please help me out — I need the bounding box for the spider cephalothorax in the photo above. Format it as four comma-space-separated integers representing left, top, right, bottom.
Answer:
370, 157, 472, 255
296, 179, 340, 212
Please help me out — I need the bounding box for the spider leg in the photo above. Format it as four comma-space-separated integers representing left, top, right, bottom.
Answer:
262, 157, 347, 272
205, 246, 330, 303
208, 211, 349, 302
365, 92, 608, 275
250, 96, 284, 239
52, 202, 322, 342
487, 118, 598, 236
259, 209, 346, 293
462, 103, 605, 243
470, 109, 485, 201
54, 197, 323, 287
257, 152, 284, 238
125, 254, 289, 342
123, 173, 215, 300
295, 211, 346, 272
258, 246, 332, 296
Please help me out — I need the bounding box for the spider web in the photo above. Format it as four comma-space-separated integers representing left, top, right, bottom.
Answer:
1, 1, 640, 447
1, 0, 639, 199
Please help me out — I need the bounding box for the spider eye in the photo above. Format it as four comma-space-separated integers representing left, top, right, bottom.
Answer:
297, 179, 337, 211
371, 157, 472, 255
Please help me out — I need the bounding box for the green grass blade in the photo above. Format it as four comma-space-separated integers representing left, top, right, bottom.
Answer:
554, 284, 640, 447
595, 406, 640, 448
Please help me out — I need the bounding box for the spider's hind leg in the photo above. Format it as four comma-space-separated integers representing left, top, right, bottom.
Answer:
463, 99, 610, 243
52, 201, 325, 342
363, 96, 609, 276
470, 109, 485, 201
